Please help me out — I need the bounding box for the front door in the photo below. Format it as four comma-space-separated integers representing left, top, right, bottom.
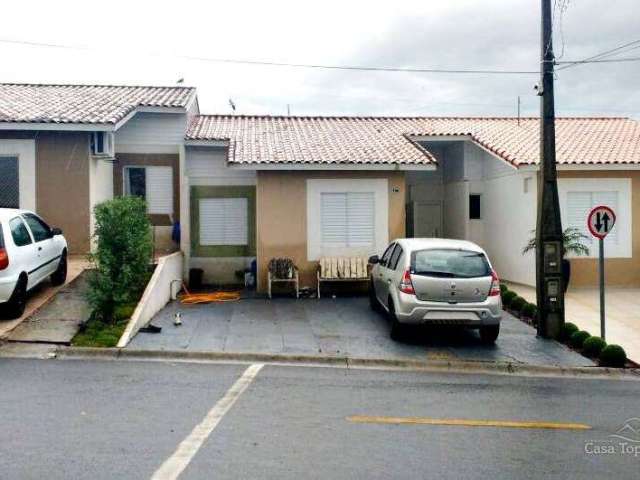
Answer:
413, 202, 443, 238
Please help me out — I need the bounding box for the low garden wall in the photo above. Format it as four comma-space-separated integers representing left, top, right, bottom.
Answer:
117, 252, 183, 347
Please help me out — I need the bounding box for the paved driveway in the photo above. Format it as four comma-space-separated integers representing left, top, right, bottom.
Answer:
128, 297, 591, 367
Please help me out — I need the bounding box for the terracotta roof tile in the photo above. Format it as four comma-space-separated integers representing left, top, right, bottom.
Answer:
0, 83, 195, 125
186, 115, 640, 167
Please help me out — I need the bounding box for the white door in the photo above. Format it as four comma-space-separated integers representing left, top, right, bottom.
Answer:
413, 202, 443, 238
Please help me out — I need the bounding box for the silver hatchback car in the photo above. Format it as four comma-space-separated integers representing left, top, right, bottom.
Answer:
369, 238, 502, 343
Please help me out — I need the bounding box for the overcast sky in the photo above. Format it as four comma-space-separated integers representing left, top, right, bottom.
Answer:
1, 0, 638, 118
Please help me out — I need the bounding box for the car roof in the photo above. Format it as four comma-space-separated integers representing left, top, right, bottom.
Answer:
393, 238, 487, 254
0, 208, 32, 222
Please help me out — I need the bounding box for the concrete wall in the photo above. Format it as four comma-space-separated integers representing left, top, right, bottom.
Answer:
89, 156, 114, 245
256, 170, 406, 292
115, 112, 188, 154
117, 251, 183, 347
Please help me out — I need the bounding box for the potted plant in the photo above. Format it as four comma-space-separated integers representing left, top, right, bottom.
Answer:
522, 227, 590, 292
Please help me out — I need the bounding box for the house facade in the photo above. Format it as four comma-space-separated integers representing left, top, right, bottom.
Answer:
0, 83, 197, 253
1, 83, 639, 291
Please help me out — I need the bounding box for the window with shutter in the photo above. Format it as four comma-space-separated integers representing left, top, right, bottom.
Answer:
199, 198, 248, 246
124, 166, 173, 215
321, 192, 374, 248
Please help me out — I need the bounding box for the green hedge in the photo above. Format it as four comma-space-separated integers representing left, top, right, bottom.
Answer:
561, 322, 579, 342
502, 290, 517, 307
599, 345, 627, 368
510, 296, 527, 312
570, 330, 591, 349
521, 303, 537, 319
582, 336, 607, 358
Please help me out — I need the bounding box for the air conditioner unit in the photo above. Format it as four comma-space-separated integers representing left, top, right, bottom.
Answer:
90, 131, 115, 158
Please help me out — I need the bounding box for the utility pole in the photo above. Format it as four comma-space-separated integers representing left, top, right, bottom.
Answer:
535, 0, 565, 339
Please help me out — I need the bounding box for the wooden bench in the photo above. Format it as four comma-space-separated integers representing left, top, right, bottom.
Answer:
316, 257, 369, 299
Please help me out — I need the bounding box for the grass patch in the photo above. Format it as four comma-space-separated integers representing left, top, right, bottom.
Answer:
72, 302, 137, 348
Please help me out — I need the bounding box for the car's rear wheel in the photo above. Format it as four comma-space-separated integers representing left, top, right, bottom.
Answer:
51, 251, 67, 286
2, 275, 27, 319
388, 298, 404, 341
479, 325, 500, 344
369, 279, 381, 312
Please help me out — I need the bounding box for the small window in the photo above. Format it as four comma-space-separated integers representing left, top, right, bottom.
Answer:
23, 214, 52, 242
199, 198, 248, 246
469, 194, 481, 220
389, 245, 403, 270
9, 217, 32, 247
124, 166, 173, 215
0, 156, 19, 208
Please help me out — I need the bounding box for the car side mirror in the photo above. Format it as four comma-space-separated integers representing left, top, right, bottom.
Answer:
368, 255, 379, 265
51, 227, 63, 236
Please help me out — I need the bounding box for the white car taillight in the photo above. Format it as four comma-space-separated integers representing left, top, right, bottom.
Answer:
0, 248, 8, 271
489, 270, 501, 297
399, 269, 415, 295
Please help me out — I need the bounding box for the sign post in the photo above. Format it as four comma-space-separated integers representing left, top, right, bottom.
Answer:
587, 205, 616, 341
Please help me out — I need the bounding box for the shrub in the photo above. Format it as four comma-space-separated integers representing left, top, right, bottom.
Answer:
521, 303, 537, 319
599, 345, 627, 368
510, 296, 526, 313
570, 330, 591, 349
502, 290, 517, 307
561, 322, 579, 342
500, 284, 508, 295
87, 196, 153, 323
582, 336, 607, 358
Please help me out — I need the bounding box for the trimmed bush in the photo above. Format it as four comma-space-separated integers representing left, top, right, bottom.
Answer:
561, 322, 579, 342
88, 196, 153, 323
582, 336, 607, 358
510, 296, 527, 313
521, 303, 537, 319
500, 284, 508, 295
502, 290, 517, 307
570, 330, 591, 349
599, 345, 627, 368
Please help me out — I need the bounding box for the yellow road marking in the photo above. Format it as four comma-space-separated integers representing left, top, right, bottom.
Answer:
347, 415, 591, 431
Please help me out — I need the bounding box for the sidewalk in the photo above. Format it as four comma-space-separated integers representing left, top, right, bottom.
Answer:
505, 282, 640, 363
0, 256, 89, 339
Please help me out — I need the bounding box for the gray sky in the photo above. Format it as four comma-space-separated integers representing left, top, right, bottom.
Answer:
2, 0, 638, 118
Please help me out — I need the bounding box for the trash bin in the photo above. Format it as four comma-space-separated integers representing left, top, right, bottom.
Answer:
189, 268, 204, 290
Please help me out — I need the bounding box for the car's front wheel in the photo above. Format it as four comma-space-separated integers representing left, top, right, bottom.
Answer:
479, 325, 500, 344
51, 252, 67, 286
2, 276, 27, 319
369, 279, 381, 312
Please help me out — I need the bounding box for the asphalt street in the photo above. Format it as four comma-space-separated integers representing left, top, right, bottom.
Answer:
1, 358, 639, 479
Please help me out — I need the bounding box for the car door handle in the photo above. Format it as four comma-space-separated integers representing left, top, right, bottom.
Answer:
387, 279, 392, 283
38, 246, 42, 251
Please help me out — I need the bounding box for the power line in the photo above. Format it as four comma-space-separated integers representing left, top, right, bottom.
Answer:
0, 37, 538, 76
556, 56, 640, 65
556, 39, 640, 70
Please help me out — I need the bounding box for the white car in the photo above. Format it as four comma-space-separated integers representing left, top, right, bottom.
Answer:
0, 209, 68, 319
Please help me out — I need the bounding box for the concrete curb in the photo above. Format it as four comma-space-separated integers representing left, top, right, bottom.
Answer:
53, 346, 640, 380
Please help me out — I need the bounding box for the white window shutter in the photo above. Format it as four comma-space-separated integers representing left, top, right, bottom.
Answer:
146, 166, 173, 214
321, 192, 374, 248
199, 198, 248, 246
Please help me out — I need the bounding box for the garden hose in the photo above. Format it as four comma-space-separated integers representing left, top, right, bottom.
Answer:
178, 283, 242, 304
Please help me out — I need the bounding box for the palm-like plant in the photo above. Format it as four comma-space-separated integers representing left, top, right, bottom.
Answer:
522, 227, 590, 256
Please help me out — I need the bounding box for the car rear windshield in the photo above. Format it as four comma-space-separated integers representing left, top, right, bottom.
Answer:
411, 249, 491, 278
0, 224, 4, 248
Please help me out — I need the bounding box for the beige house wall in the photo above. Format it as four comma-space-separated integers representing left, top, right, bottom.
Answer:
559, 170, 640, 287
256, 170, 406, 292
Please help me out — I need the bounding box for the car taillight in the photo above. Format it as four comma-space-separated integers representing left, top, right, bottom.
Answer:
0, 248, 8, 271
489, 270, 500, 296
399, 269, 415, 295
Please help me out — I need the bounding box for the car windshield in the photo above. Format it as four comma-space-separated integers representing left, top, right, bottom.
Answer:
412, 249, 491, 278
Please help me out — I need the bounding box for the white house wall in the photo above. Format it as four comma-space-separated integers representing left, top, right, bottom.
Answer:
115, 112, 188, 154
88, 156, 114, 246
